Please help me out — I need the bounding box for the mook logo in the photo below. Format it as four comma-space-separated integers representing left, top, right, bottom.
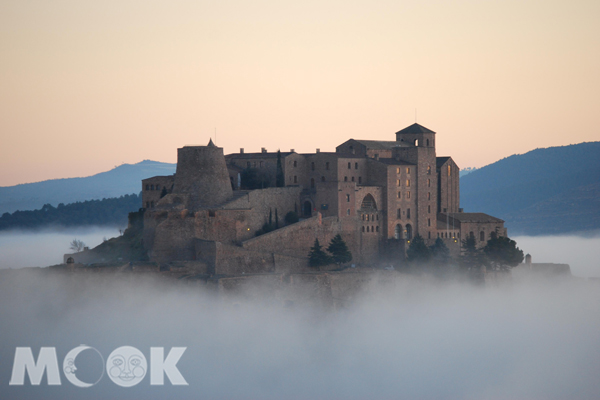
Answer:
9, 346, 188, 387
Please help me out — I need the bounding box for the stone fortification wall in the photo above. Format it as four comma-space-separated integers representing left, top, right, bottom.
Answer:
148, 211, 196, 262
173, 145, 233, 209
242, 213, 361, 261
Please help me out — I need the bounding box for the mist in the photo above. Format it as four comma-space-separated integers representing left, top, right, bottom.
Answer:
0, 227, 119, 269
0, 268, 599, 400
514, 232, 600, 278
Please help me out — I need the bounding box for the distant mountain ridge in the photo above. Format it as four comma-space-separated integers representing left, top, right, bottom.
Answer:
0, 160, 176, 215
460, 142, 600, 235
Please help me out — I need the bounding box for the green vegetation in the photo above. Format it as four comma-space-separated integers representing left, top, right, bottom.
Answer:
483, 232, 524, 270
284, 211, 299, 224
327, 234, 353, 264
308, 239, 331, 267
429, 238, 451, 267
406, 234, 431, 265
0, 194, 141, 230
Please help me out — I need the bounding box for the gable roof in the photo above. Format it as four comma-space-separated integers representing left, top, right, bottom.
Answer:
436, 157, 451, 167
395, 123, 436, 135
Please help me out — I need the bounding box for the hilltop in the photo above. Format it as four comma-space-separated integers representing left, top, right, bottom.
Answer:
460, 142, 600, 235
0, 160, 176, 214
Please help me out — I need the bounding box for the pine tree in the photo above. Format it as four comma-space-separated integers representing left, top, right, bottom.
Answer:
276, 150, 285, 187
406, 234, 431, 265
429, 237, 450, 266
460, 235, 486, 270
327, 234, 353, 264
308, 239, 331, 267
275, 209, 279, 229
483, 232, 524, 270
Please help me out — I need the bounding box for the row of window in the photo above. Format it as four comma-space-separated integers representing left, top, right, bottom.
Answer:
246, 161, 264, 168
361, 214, 379, 221
397, 191, 411, 199
344, 176, 362, 183
396, 208, 411, 219
145, 184, 165, 191
145, 201, 154, 208
438, 231, 458, 239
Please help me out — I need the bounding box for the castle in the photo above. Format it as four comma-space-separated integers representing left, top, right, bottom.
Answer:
141, 123, 506, 275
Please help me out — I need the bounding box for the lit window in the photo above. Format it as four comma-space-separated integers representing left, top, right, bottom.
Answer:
407, 191, 411, 199
448, 165, 451, 176
396, 167, 400, 174
427, 166, 431, 175
427, 192, 431, 200
397, 180, 401, 186
406, 167, 410, 174
406, 180, 410, 187
366, 214, 369, 221
346, 194, 350, 202
397, 192, 401, 199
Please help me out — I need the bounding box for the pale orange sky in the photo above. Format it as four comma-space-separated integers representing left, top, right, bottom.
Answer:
1, 0, 599, 186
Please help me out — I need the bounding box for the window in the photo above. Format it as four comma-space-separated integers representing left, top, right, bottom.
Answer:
395, 224, 402, 239
397, 179, 401, 186
407, 208, 411, 219
145, 184, 149, 190
406, 180, 410, 187
428, 179, 431, 187
366, 214, 369, 221
428, 218, 431, 227
347, 209, 350, 216
321, 176, 325, 182
293, 161, 297, 167
426, 139, 430, 147
146, 202, 150, 208
396, 167, 401, 174
355, 162, 358, 170
397, 208, 401, 219
428, 205, 431, 213
151, 184, 154, 190
448, 165, 451, 176
326, 162, 330, 170
427, 192, 431, 200
346, 194, 350, 202
428, 232, 431, 239
406, 167, 410, 174
362, 214, 365, 221
427, 166, 431, 175
294, 176, 297, 183
351, 177, 355, 182
376, 226, 379, 232
348, 162, 351, 169
366, 226, 370, 232
311, 162, 315, 171
358, 177, 362, 184
362, 226, 365, 232
344, 176, 348, 182
397, 191, 401, 199
407, 191, 411, 199
311, 178, 315, 188
480, 231, 485, 242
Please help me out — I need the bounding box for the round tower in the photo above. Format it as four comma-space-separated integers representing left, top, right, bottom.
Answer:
172, 139, 233, 209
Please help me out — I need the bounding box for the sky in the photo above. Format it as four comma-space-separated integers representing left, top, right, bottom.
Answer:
1, 0, 599, 187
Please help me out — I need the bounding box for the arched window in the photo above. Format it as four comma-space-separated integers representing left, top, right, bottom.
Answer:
366, 226, 370, 232
395, 224, 403, 240
376, 226, 379, 232
360, 194, 377, 211
406, 224, 413, 240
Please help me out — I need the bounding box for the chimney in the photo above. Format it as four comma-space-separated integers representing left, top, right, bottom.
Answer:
261, 147, 267, 153
290, 149, 295, 153
525, 254, 532, 265
316, 148, 320, 153
240, 148, 244, 154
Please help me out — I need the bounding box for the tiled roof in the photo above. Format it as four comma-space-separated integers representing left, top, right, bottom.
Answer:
443, 212, 504, 223
395, 123, 436, 135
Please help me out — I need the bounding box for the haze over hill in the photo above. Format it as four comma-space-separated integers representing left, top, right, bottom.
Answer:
460, 142, 600, 235
0, 160, 175, 214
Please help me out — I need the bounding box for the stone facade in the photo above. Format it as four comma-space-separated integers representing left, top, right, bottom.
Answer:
142, 123, 507, 274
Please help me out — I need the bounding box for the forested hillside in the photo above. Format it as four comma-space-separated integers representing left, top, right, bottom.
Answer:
0, 160, 175, 214
461, 142, 600, 235
0, 194, 141, 230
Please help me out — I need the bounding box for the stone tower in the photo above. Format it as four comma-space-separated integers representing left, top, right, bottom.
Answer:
393, 123, 437, 240
172, 139, 233, 209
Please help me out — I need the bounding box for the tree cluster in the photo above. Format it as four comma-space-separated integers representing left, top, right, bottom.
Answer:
308, 235, 353, 267
0, 194, 141, 230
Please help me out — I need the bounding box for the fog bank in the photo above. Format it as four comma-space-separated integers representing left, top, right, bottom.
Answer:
0, 270, 599, 399
0, 227, 119, 269
514, 233, 600, 278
